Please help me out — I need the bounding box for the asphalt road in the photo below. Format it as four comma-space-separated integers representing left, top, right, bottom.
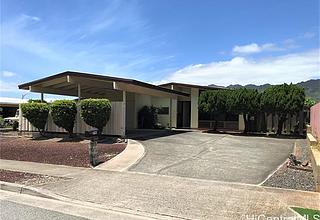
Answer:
130, 131, 295, 184
1, 200, 88, 220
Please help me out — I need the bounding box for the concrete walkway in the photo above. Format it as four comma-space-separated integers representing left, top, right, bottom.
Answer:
130, 132, 296, 184
1, 160, 319, 220
95, 139, 145, 171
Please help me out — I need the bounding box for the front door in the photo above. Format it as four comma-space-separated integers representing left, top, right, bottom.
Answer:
177, 101, 191, 128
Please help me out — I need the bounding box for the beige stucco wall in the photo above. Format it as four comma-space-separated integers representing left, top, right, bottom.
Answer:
190, 88, 199, 128
151, 97, 177, 128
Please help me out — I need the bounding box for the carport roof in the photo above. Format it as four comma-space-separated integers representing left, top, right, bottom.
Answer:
159, 82, 225, 90
18, 71, 189, 98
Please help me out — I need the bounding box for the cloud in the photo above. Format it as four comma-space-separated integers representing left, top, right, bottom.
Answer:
301, 32, 316, 39
164, 49, 319, 86
0, 80, 19, 93
232, 43, 282, 54
2, 71, 16, 77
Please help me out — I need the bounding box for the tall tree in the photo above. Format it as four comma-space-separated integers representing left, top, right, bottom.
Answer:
261, 83, 305, 135
227, 88, 259, 133
199, 90, 228, 131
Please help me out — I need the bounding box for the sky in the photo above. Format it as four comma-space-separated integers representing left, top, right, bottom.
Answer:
0, 0, 319, 99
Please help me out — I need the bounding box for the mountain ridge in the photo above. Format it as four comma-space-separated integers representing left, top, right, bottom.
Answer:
209, 79, 320, 101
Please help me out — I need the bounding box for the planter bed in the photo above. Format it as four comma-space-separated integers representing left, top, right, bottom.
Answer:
0, 137, 126, 167
0, 169, 64, 186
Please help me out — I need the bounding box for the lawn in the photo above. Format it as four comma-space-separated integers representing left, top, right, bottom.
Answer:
292, 207, 320, 220
0, 137, 126, 167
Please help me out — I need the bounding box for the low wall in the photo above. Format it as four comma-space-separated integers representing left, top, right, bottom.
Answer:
308, 102, 320, 192
310, 103, 320, 139
19, 102, 124, 136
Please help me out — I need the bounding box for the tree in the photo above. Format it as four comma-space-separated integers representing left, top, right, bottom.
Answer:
261, 83, 305, 135
227, 88, 259, 133
80, 99, 112, 135
21, 102, 49, 135
50, 100, 77, 137
304, 97, 316, 109
199, 90, 228, 131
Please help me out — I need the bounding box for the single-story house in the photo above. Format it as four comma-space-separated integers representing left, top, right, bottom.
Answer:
18, 71, 303, 136
18, 71, 208, 136
0, 97, 27, 118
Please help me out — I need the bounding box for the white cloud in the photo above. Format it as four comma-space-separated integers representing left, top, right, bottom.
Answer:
301, 32, 316, 39
164, 49, 320, 86
233, 43, 282, 54
0, 80, 19, 93
1, 71, 16, 77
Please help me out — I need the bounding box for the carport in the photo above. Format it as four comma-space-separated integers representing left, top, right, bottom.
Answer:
18, 71, 189, 136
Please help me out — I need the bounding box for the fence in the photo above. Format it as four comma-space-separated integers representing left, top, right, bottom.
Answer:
19, 101, 124, 136
310, 102, 320, 139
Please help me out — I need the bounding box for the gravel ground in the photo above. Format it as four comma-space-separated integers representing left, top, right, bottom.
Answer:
0, 137, 126, 167
262, 140, 316, 192
0, 169, 65, 186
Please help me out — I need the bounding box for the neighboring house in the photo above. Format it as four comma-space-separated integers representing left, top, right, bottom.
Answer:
0, 97, 27, 119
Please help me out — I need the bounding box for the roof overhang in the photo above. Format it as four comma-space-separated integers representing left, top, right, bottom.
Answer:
18, 71, 189, 99
159, 82, 225, 91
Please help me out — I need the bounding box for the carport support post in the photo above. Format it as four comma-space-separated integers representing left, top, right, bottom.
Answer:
169, 98, 172, 130
122, 90, 126, 137
76, 84, 81, 134
40, 93, 44, 102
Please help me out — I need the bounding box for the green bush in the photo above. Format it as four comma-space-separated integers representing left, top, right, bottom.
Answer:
138, 106, 158, 129
12, 121, 18, 131
21, 102, 49, 135
80, 99, 111, 135
50, 100, 77, 136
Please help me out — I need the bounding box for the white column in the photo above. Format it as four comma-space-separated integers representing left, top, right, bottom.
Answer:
76, 84, 81, 134
190, 88, 199, 128
122, 91, 126, 137
169, 98, 173, 129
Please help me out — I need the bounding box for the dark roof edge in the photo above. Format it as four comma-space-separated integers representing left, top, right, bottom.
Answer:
159, 82, 225, 90
18, 71, 189, 97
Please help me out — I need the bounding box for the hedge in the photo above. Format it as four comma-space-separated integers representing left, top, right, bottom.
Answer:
50, 100, 77, 136
21, 102, 49, 135
80, 99, 111, 135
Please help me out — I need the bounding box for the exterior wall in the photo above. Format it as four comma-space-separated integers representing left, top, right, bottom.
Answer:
19, 102, 124, 136
310, 103, 320, 139
134, 94, 152, 128
238, 114, 245, 131
151, 97, 177, 128
190, 88, 199, 128
126, 92, 136, 129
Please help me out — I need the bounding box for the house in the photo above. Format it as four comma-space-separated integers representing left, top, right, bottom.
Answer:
18, 71, 233, 136
18, 71, 300, 136
0, 97, 27, 118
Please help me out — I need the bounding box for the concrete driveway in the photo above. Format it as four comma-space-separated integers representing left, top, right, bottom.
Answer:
129, 131, 296, 184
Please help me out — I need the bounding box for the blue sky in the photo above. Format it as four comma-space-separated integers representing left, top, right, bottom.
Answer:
0, 0, 319, 99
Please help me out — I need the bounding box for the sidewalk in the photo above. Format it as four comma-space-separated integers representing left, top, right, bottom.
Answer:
1, 159, 319, 220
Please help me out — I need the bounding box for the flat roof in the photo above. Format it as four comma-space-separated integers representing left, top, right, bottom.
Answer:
18, 71, 189, 97
159, 82, 224, 90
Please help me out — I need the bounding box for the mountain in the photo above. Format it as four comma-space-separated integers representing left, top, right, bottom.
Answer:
209, 79, 320, 101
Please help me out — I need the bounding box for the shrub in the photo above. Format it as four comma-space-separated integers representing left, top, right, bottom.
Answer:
12, 121, 18, 131
50, 100, 77, 137
21, 102, 49, 135
138, 106, 158, 129
80, 99, 111, 135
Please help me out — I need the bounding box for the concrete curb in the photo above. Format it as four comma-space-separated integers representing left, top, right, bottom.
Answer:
95, 139, 145, 171
0, 181, 57, 200
0, 181, 177, 220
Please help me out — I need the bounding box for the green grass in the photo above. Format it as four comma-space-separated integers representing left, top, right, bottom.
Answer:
291, 207, 320, 220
